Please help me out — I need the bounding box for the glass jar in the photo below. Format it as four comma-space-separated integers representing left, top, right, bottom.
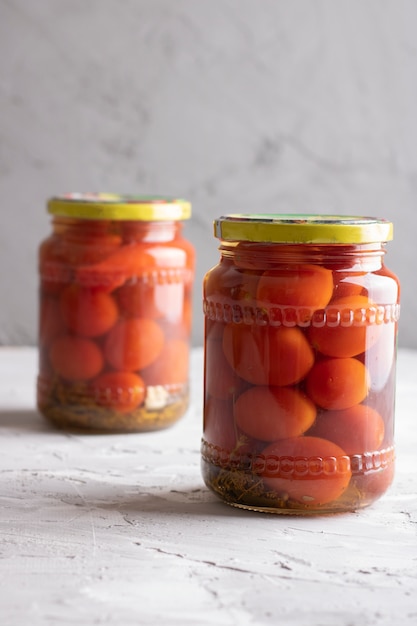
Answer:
202, 214, 400, 514
37, 193, 195, 432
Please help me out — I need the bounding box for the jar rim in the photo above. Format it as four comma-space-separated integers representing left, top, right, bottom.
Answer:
214, 214, 393, 244
47, 193, 191, 221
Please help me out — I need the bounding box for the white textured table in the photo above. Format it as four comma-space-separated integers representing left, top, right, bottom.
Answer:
0, 346, 416, 626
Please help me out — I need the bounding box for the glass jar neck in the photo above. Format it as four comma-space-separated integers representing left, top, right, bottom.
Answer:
52, 217, 182, 243
219, 241, 386, 272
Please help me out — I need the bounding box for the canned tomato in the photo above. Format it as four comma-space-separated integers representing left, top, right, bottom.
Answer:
37, 193, 195, 432
202, 215, 400, 514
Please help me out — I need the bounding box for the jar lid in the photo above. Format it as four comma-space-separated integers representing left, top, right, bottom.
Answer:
47, 193, 191, 221
214, 214, 393, 244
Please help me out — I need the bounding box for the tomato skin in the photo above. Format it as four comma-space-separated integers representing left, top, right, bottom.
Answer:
257, 264, 333, 311
49, 335, 104, 381
306, 357, 370, 410
331, 273, 365, 299
261, 436, 352, 506
39, 236, 71, 296
307, 404, 385, 455
203, 396, 262, 459
204, 259, 259, 303
60, 285, 118, 338
204, 396, 237, 451
117, 278, 186, 331
58, 230, 122, 267
39, 296, 66, 346
222, 324, 314, 387
91, 371, 146, 414
234, 386, 316, 442
308, 295, 382, 358
117, 279, 163, 319
141, 339, 189, 387
205, 337, 242, 400
104, 318, 164, 372
76, 243, 157, 291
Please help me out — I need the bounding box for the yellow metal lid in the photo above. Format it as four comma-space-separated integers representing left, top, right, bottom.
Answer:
214, 214, 393, 244
47, 193, 191, 221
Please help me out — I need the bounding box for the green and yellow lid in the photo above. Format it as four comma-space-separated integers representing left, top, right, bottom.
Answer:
214, 214, 393, 244
48, 193, 191, 221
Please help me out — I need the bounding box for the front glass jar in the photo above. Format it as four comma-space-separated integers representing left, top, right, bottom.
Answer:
202, 214, 400, 514
37, 193, 195, 432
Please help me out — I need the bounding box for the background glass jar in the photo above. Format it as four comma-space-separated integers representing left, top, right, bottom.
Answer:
37, 194, 195, 432
202, 214, 400, 514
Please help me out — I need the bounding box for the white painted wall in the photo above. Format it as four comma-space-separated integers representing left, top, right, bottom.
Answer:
1, 0, 416, 347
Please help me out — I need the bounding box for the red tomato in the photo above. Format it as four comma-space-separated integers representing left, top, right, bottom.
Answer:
331, 272, 365, 299
204, 261, 259, 303
205, 319, 225, 343
117, 278, 184, 324
60, 285, 118, 337
39, 237, 71, 296
91, 371, 146, 414
104, 318, 164, 371
261, 436, 352, 506
203, 396, 237, 451
117, 279, 163, 319
141, 339, 189, 386
222, 324, 314, 386
205, 338, 242, 400
58, 221, 122, 266
203, 396, 260, 459
49, 335, 103, 381
308, 404, 385, 455
306, 357, 370, 410
39, 296, 66, 346
308, 295, 382, 358
256, 264, 333, 312
234, 386, 316, 442
76, 243, 157, 291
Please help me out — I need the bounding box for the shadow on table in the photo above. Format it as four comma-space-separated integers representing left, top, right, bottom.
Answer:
0, 409, 48, 431
93, 486, 263, 519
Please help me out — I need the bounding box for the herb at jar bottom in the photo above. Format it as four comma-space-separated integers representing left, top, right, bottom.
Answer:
38, 376, 189, 433
201, 460, 384, 515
